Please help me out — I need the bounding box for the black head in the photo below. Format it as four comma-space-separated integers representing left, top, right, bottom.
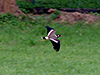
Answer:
56, 34, 62, 38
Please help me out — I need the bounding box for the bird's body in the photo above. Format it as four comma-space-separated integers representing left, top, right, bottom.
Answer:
41, 26, 62, 52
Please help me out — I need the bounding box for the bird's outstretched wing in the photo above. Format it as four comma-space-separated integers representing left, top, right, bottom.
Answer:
45, 26, 54, 34
50, 38, 60, 52
45, 26, 57, 39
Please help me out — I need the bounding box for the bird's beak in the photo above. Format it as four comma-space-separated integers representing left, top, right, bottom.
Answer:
60, 35, 62, 37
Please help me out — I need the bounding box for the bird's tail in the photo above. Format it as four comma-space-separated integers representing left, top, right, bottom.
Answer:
40, 37, 49, 42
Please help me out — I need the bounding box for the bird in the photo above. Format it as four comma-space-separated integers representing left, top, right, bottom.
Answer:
40, 26, 62, 52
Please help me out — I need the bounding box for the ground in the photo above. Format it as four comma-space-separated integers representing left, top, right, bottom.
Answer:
56, 11, 100, 24
33, 8, 100, 24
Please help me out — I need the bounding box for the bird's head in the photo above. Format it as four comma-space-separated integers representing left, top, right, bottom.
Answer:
56, 34, 62, 38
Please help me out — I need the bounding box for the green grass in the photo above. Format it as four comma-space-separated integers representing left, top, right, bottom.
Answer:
17, 0, 100, 9
35, 0, 100, 9
0, 14, 100, 75
16, 0, 100, 13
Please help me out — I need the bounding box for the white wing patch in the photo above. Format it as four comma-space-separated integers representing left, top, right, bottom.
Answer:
50, 38, 58, 43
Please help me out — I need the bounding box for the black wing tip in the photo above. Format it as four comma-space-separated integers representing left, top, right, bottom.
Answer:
53, 44, 60, 52
54, 48, 60, 52
45, 26, 53, 29
55, 50, 59, 52
45, 26, 49, 28
50, 40, 60, 52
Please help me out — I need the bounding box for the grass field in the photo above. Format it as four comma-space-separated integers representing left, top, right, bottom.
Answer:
0, 14, 100, 75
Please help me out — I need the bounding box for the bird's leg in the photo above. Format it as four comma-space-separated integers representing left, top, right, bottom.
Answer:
40, 39, 45, 42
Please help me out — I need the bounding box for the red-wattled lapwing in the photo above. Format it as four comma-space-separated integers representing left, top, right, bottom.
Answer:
40, 26, 62, 52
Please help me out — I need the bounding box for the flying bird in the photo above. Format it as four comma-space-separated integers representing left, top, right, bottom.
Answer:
40, 26, 62, 52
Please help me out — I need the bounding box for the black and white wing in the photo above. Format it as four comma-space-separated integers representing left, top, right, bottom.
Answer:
45, 26, 60, 52
45, 26, 57, 39
50, 39, 60, 52
45, 26, 54, 34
